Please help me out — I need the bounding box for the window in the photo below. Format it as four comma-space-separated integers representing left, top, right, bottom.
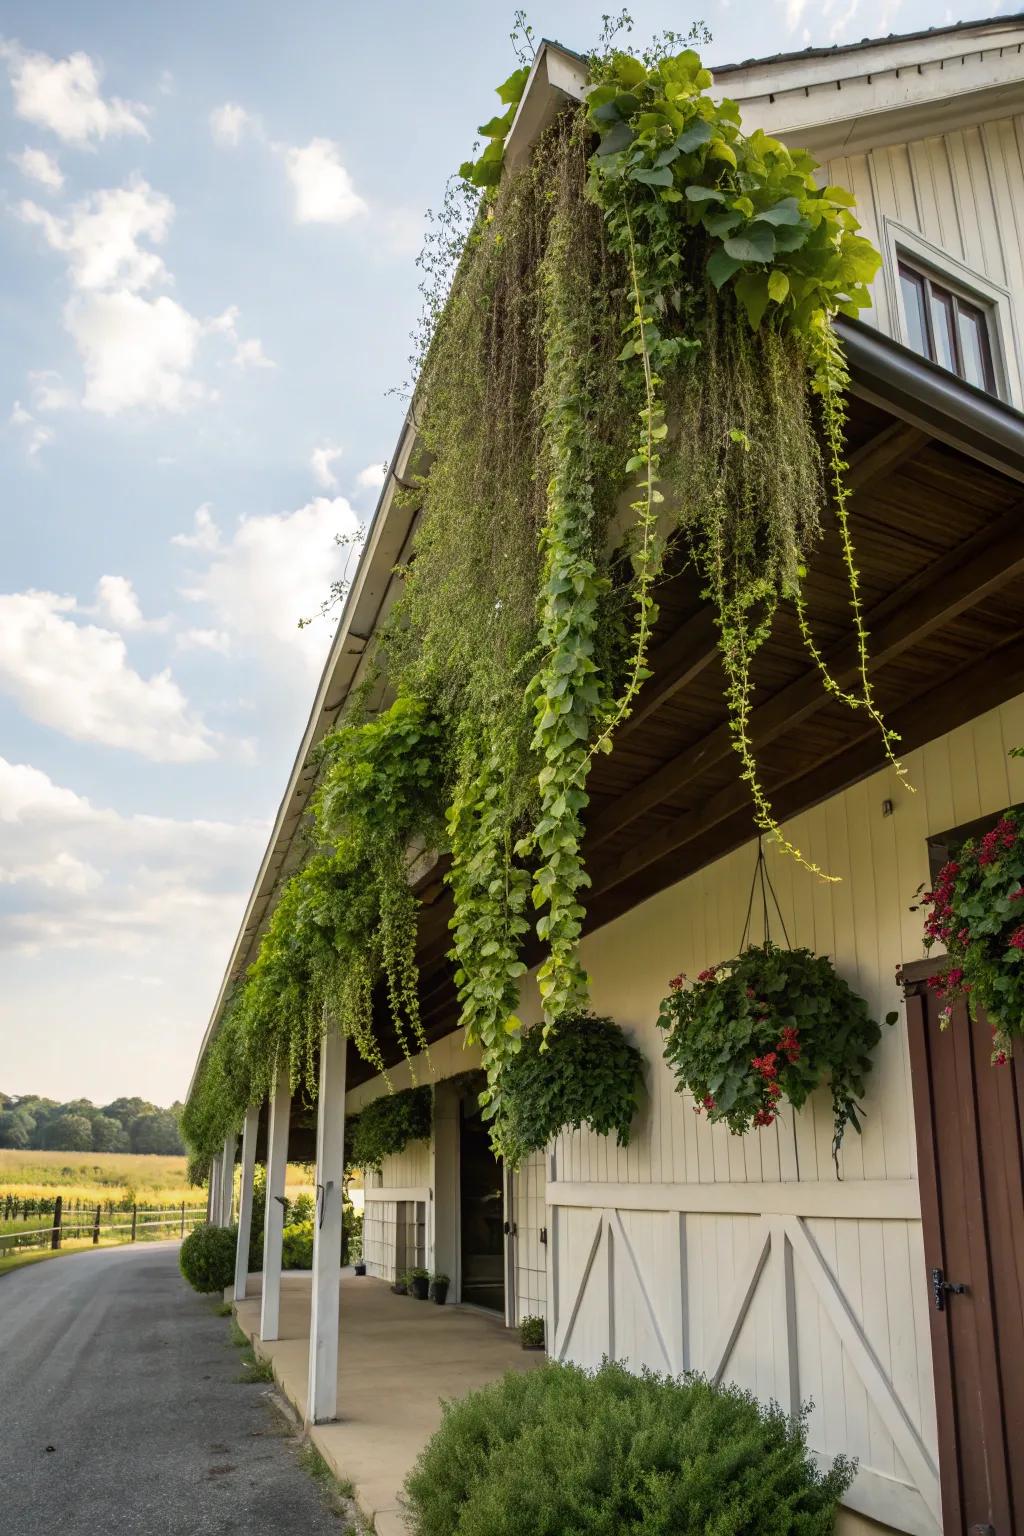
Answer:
898, 260, 997, 393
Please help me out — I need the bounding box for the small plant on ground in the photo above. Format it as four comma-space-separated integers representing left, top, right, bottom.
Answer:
402, 1360, 852, 1534
179, 1222, 235, 1294
519, 1314, 544, 1349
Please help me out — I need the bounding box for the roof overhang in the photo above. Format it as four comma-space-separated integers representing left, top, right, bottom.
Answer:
715, 15, 1024, 160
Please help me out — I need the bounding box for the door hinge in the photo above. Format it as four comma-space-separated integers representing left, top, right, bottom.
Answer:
931, 1267, 967, 1310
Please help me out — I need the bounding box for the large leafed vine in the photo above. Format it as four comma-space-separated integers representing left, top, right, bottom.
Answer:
184, 24, 903, 1172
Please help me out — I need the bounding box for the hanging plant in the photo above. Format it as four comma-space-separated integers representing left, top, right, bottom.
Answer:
919, 810, 1024, 1064
495, 1011, 645, 1167
349, 1086, 433, 1171
657, 943, 895, 1162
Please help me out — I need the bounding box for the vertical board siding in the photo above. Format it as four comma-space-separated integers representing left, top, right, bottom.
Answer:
512, 1150, 547, 1321
822, 114, 1024, 403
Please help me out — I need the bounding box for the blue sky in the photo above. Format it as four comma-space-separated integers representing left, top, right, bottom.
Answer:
0, 0, 1001, 1105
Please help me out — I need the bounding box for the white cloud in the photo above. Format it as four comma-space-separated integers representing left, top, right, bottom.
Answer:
0, 589, 214, 761
8, 399, 53, 457
356, 461, 387, 491
17, 176, 173, 292
171, 502, 221, 553
284, 138, 366, 224
0, 755, 263, 958
94, 574, 144, 630
29, 369, 75, 411
9, 145, 63, 191
311, 442, 342, 489
232, 336, 275, 370
210, 102, 253, 146
176, 626, 231, 655
66, 289, 207, 414
177, 496, 363, 672
0, 39, 148, 146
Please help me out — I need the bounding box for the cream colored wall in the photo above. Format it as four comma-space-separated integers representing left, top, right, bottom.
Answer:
347, 695, 1024, 1529
821, 114, 1024, 403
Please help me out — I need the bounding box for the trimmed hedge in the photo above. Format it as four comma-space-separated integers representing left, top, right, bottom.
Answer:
403, 1360, 852, 1535
179, 1223, 236, 1294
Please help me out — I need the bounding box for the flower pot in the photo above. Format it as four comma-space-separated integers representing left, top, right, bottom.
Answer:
429, 1279, 449, 1305
390, 1282, 407, 1295
410, 1274, 430, 1300
354, 1262, 366, 1276
521, 1338, 545, 1351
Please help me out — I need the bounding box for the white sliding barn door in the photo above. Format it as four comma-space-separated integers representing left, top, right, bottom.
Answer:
548, 1182, 940, 1536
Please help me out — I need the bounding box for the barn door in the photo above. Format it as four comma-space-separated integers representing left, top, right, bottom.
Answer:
904, 965, 1024, 1535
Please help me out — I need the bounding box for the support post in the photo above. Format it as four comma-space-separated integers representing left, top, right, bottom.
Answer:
180, 1200, 186, 1239
260, 1067, 290, 1342
51, 1195, 62, 1251
234, 1105, 260, 1302
130, 1205, 137, 1242
92, 1205, 101, 1245
307, 1028, 347, 1424
208, 1159, 219, 1223
219, 1135, 237, 1226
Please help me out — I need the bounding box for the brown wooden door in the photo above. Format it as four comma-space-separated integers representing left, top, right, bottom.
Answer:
904, 964, 1024, 1535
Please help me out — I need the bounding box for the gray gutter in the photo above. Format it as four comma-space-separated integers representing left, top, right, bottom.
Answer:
837, 317, 1024, 483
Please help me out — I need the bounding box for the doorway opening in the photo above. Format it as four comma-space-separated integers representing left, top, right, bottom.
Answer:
459, 1093, 504, 1313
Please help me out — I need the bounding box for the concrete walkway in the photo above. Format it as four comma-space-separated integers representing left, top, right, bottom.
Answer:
0, 1242, 347, 1536
236, 1272, 543, 1534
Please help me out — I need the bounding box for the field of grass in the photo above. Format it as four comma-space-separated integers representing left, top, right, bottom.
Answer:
0, 1148, 195, 1206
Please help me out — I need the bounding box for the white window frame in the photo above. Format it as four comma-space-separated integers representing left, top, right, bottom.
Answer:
881, 217, 1022, 408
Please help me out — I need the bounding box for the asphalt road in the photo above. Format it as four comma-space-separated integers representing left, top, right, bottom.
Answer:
0, 1242, 345, 1536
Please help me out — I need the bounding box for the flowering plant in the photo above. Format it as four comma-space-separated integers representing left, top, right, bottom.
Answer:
920, 811, 1024, 1064
657, 942, 894, 1158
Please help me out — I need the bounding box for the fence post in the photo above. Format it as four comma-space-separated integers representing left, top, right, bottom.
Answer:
51, 1195, 62, 1251
180, 1200, 186, 1239
130, 1205, 137, 1242
92, 1204, 101, 1245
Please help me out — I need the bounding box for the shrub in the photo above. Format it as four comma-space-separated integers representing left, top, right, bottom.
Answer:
403, 1361, 852, 1536
288, 1190, 315, 1224
179, 1223, 236, 1294
282, 1219, 315, 1270
519, 1314, 544, 1348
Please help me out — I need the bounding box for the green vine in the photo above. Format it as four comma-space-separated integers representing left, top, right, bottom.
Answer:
185, 26, 907, 1169
349, 1086, 433, 1171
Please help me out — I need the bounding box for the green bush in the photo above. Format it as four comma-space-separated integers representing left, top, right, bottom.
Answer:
179, 1223, 236, 1294
403, 1361, 853, 1535
288, 1191, 315, 1224
350, 1085, 432, 1170
282, 1219, 314, 1269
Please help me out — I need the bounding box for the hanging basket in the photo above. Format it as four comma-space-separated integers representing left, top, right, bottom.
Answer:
657, 843, 894, 1162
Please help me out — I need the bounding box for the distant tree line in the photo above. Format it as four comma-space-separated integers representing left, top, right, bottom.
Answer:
0, 1093, 186, 1155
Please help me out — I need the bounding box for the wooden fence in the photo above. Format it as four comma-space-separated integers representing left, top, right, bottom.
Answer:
0, 1197, 207, 1253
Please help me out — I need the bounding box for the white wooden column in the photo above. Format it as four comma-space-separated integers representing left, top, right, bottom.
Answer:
260, 1067, 290, 1342
306, 1028, 347, 1424
233, 1105, 259, 1301
218, 1135, 236, 1225
206, 1163, 217, 1222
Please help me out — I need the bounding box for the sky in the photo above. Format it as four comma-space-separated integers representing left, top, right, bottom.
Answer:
0, 0, 1004, 1106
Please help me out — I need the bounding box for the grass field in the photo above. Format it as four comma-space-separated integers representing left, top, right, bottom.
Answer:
0, 1149, 196, 1207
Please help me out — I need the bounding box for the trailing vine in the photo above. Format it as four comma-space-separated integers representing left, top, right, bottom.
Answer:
184, 25, 907, 1169
349, 1085, 433, 1171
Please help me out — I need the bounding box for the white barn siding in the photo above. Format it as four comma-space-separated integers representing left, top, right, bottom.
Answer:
821, 115, 1024, 402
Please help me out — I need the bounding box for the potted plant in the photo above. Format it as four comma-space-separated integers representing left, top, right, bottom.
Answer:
428, 1273, 449, 1305
390, 1270, 409, 1296
410, 1266, 430, 1300
354, 1259, 367, 1277
519, 1314, 545, 1351
658, 942, 895, 1165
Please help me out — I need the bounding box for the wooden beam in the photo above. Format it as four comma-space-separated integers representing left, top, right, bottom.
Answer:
586, 505, 1024, 851
845, 421, 928, 488
586, 631, 1024, 920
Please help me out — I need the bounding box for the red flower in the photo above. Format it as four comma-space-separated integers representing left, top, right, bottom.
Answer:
994, 1050, 1008, 1067
1009, 926, 1024, 951
702, 1094, 716, 1111
778, 1024, 801, 1064
751, 1051, 778, 1079
696, 966, 718, 983
669, 974, 686, 991
753, 1109, 775, 1128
